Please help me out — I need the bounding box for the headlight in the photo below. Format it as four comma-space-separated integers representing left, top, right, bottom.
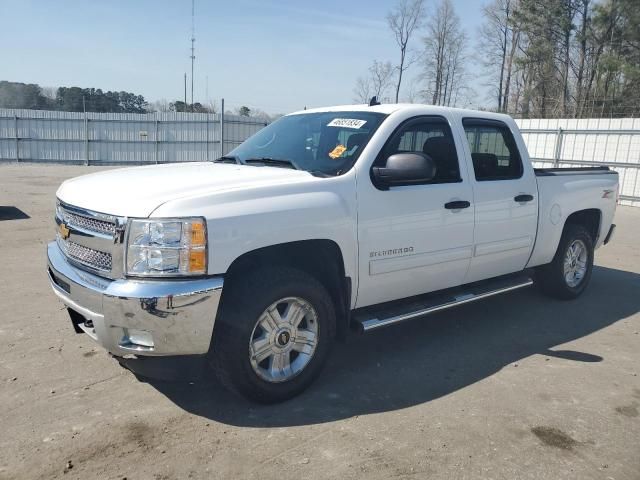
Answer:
126, 218, 207, 276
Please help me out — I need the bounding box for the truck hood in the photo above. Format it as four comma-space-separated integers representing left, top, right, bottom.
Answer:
56, 162, 313, 217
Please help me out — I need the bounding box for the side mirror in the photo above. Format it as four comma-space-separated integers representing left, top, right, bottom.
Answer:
372, 152, 436, 189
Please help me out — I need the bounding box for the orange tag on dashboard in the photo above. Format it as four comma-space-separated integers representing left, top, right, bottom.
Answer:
329, 145, 347, 159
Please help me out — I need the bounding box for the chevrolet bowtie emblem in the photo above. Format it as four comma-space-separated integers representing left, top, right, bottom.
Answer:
59, 223, 70, 240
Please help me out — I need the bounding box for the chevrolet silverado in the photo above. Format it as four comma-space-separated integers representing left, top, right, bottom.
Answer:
47, 103, 618, 403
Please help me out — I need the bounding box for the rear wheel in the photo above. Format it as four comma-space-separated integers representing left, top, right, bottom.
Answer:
209, 266, 335, 403
536, 224, 594, 300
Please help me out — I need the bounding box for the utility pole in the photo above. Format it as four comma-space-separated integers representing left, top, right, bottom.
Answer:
184, 73, 187, 110
221, 98, 225, 156
190, 0, 195, 111
82, 96, 88, 166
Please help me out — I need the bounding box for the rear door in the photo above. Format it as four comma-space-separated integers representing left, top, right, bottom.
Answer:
355, 116, 475, 308
461, 118, 538, 283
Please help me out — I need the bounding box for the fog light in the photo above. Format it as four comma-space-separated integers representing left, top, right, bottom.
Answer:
125, 329, 154, 348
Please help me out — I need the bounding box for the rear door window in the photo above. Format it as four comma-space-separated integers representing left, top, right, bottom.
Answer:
463, 119, 523, 181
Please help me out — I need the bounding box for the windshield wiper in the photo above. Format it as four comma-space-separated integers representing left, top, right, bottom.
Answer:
213, 155, 244, 165
244, 157, 300, 170
309, 170, 333, 178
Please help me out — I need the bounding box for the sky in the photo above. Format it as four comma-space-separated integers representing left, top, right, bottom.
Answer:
0, 0, 489, 114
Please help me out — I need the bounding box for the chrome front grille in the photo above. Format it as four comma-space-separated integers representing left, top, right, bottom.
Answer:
61, 209, 116, 236
58, 237, 112, 271
55, 200, 125, 278
57, 204, 117, 237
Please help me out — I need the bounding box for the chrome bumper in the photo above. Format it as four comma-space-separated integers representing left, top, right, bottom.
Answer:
47, 241, 223, 356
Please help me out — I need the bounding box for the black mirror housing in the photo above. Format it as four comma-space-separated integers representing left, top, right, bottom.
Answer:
372, 152, 437, 188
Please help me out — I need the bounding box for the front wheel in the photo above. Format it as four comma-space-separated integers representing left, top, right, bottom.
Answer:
209, 266, 335, 403
535, 224, 594, 300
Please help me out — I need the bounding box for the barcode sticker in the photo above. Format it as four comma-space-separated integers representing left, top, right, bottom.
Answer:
327, 118, 367, 129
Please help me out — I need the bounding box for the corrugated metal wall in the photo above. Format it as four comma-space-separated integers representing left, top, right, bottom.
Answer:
516, 118, 640, 206
1, 109, 638, 205
0, 109, 267, 165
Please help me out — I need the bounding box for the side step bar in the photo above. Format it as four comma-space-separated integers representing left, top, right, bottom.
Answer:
354, 273, 534, 333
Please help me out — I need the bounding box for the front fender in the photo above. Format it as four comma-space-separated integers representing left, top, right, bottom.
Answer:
151, 174, 359, 286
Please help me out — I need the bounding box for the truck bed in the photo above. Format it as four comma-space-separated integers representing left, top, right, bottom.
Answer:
526, 166, 618, 269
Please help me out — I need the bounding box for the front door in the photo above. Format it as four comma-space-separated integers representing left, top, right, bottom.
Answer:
355, 116, 475, 308
461, 118, 538, 283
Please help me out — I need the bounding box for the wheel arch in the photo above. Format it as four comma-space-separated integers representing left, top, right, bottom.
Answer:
221, 239, 352, 340
564, 208, 602, 244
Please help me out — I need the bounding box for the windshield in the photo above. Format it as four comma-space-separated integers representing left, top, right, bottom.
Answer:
224, 111, 387, 176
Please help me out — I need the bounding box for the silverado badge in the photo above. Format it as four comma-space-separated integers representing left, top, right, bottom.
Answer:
59, 223, 70, 240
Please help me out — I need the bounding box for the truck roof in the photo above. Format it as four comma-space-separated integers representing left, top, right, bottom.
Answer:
289, 103, 513, 123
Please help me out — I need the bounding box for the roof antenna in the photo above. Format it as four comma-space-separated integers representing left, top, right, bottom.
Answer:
369, 96, 381, 106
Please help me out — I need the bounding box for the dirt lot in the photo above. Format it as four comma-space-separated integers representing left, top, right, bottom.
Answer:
0, 163, 639, 480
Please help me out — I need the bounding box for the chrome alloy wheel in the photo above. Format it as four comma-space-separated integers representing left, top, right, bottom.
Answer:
563, 239, 588, 288
249, 297, 319, 383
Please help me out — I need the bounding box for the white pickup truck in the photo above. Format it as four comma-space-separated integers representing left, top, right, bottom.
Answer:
48, 103, 618, 403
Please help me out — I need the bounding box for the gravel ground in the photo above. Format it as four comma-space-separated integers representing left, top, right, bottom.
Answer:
0, 164, 639, 480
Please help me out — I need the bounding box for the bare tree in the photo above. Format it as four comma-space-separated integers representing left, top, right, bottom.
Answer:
353, 76, 372, 103
41, 86, 57, 101
479, 0, 519, 112
387, 0, 425, 103
204, 99, 219, 114
369, 60, 395, 100
503, 28, 520, 112
404, 77, 421, 103
353, 60, 395, 103
573, 0, 591, 117
422, 0, 468, 107
149, 99, 171, 112
251, 109, 272, 122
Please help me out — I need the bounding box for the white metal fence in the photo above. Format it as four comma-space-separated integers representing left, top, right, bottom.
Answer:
0, 108, 267, 165
516, 118, 640, 206
1, 109, 638, 206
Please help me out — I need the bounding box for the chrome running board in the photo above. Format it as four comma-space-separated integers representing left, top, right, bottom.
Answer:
354, 273, 533, 333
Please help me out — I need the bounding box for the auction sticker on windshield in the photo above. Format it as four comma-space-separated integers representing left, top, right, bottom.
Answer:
328, 144, 347, 159
327, 118, 367, 129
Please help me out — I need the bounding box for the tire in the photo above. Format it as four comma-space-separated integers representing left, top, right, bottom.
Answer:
535, 223, 594, 300
209, 266, 335, 403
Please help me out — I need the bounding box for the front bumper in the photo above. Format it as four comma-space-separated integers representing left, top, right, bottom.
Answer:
47, 241, 223, 356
